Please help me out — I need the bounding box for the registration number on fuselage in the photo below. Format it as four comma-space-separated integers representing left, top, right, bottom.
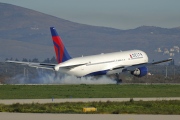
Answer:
130, 53, 143, 59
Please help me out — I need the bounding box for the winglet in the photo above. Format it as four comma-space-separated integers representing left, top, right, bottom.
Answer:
50, 27, 71, 63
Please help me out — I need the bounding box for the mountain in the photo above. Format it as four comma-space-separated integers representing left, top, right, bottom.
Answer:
0, 3, 180, 64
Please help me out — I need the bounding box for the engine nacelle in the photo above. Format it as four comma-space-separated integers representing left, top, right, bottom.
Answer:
131, 66, 148, 77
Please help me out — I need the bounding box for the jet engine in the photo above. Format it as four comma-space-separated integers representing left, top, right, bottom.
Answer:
131, 66, 148, 77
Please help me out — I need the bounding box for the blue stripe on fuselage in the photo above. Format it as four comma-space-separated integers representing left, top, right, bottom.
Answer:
85, 70, 109, 76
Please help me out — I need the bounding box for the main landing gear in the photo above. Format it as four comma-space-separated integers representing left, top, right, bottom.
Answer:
115, 73, 122, 84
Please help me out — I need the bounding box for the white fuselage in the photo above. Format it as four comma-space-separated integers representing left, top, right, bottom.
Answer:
55, 50, 148, 77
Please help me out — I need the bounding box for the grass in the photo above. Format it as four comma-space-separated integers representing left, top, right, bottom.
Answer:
0, 84, 179, 99
0, 84, 180, 114
0, 100, 180, 114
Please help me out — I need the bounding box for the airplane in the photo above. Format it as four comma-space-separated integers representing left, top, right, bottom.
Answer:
6, 27, 172, 80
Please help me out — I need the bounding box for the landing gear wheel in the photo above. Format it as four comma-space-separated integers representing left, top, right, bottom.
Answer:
116, 79, 122, 84
115, 73, 122, 84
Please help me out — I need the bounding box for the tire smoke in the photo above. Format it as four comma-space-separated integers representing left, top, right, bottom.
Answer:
5, 70, 116, 84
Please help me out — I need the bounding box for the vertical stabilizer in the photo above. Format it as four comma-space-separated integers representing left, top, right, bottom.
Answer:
50, 27, 71, 63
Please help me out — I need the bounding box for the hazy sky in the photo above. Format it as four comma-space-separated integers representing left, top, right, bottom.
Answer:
0, 0, 180, 29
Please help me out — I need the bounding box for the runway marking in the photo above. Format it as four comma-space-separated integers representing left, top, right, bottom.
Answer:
0, 97, 180, 105
0, 113, 180, 120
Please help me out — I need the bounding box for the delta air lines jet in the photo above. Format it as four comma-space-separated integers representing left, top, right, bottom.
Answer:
6, 27, 172, 79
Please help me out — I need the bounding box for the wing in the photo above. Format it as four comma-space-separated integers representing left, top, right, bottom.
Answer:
151, 58, 173, 65
6, 60, 56, 70
111, 58, 173, 71
6, 60, 87, 70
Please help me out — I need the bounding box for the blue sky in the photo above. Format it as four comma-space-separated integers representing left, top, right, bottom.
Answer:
0, 0, 180, 29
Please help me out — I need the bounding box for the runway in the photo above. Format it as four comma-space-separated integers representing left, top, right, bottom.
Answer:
0, 97, 180, 105
1, 113, 180, 120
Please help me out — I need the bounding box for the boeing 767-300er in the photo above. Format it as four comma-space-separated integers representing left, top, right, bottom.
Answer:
6, 27, 172, 80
